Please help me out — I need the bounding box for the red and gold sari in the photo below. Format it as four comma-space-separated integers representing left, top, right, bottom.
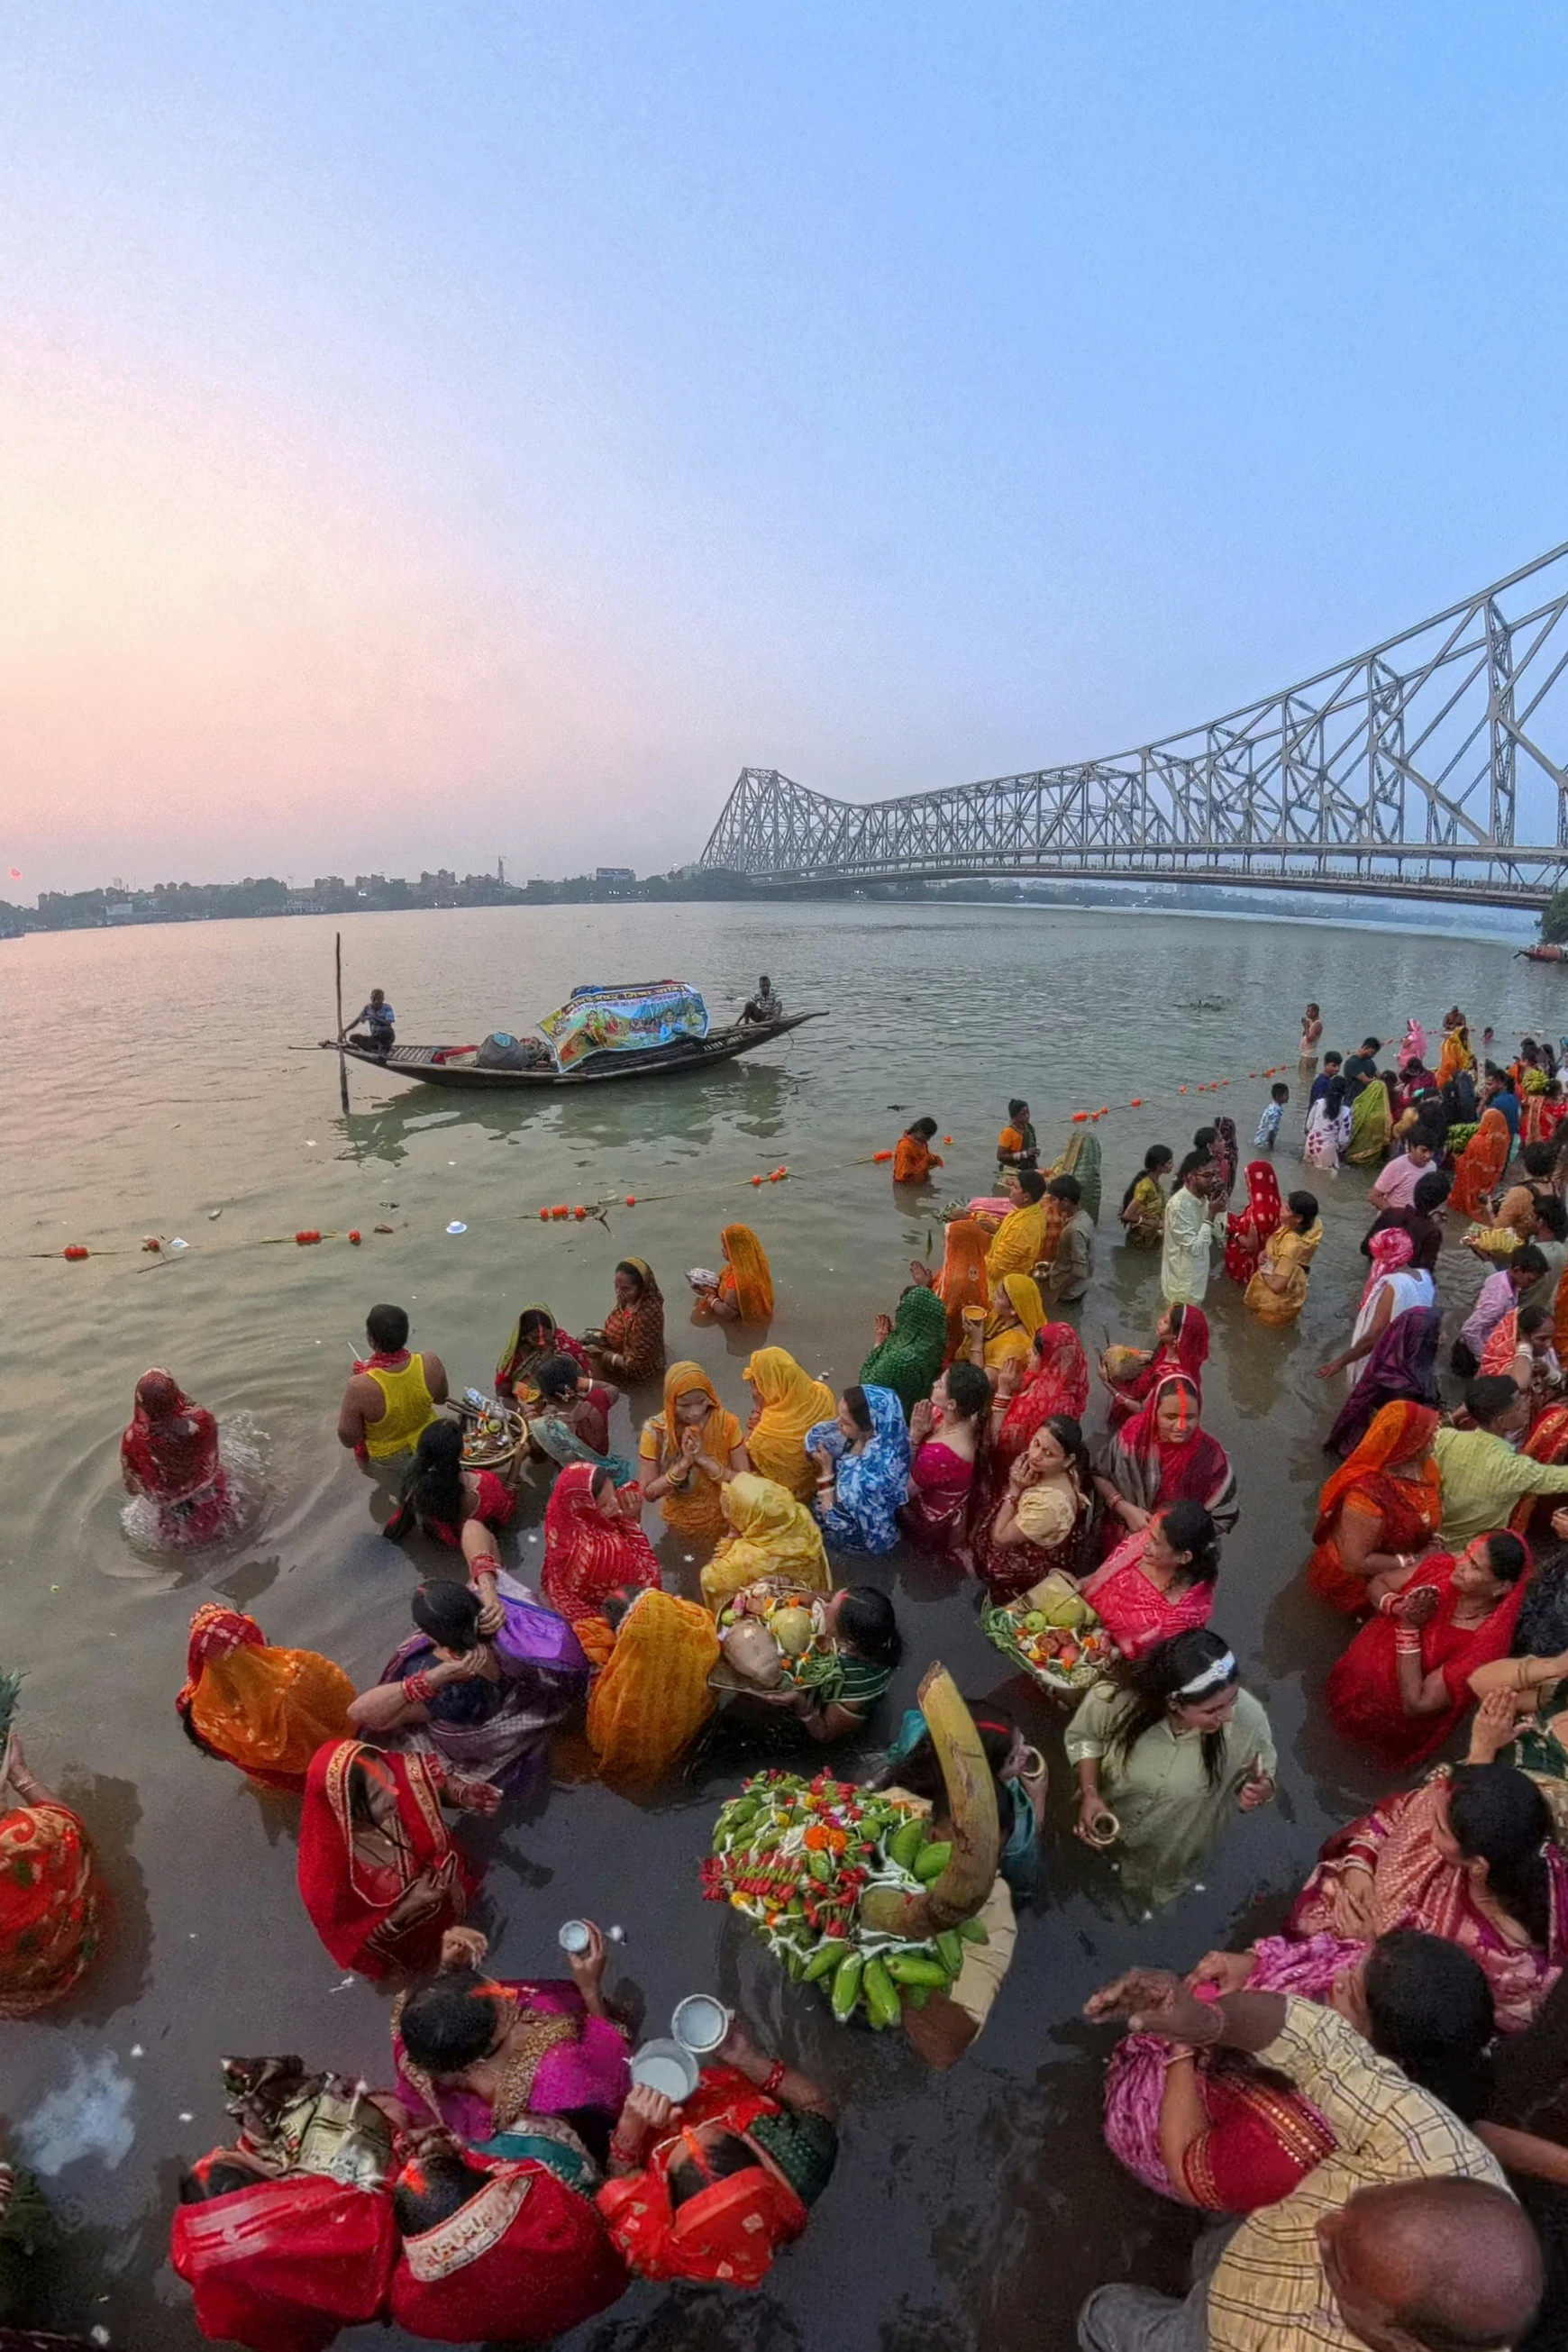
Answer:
542, 1462, 662, 1619
1307, 1401, 1441, 1614
296, 1742, 478, 1981
597, 2065, 816, 2285
1224, 1162, 1283, 1283
0, 1799, 105, 2020
171, 2171, 397, 2352
1102, 1304, 1209, 1431
390, 2151, 626, 2343
1324, 1554, 1527, 1770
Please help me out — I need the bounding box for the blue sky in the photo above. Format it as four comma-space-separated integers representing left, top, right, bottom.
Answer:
4, 3, 1566, 889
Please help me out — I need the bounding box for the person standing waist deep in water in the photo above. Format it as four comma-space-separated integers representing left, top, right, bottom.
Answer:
1299, 1003, 1323, 1072
337, 1305, 449, 1463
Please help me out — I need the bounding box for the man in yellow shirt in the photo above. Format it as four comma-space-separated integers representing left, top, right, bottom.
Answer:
1433, 1376, 1568, 1549
336, 1304, 448, 1462
1078, 1968, 1540, 2352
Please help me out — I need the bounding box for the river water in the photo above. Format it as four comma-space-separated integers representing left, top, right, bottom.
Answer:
1, 898, 1561, 2351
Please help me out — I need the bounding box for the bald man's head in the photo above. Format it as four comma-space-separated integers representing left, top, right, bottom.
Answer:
1317, 2177, 1542, 2352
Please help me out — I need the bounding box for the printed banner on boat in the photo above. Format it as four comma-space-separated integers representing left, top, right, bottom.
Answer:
538, 980, 709, 1071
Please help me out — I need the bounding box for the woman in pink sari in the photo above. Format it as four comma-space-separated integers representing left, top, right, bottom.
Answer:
1100, 1304, 1209, 1433
1078, 1500, 1221, 1662
393, 1924, 631, 2148
121, 1369, 234, 1546
1287, 1763, 1568, 2033
898, 1364, 991, 1570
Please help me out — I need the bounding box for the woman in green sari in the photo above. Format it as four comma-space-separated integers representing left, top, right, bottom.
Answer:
860, 1284, 950, 1418
1052, 1131, 1102, 1224
1345, 1071, 1395, 1165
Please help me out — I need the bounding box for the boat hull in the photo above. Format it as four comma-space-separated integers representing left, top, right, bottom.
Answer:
327, 1012, 823, 1089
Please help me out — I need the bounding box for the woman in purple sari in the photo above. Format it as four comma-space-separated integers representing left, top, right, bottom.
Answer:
347, 1576, 589, 1800
1324, 1307, 1442, 1459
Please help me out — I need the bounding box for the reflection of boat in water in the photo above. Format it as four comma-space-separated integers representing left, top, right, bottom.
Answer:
323, 1009, 825, 1091
1518, 945, 1568, 965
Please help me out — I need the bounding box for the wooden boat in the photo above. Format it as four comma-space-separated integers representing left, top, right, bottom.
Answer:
319, 1010, 825, 1090
1518, 945, 1568, 964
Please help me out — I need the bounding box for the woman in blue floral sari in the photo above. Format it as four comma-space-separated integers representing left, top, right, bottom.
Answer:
805, 1385, 911, 1554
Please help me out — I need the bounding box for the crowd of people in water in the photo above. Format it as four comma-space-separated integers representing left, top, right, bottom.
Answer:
15, 1002, 1568, 2348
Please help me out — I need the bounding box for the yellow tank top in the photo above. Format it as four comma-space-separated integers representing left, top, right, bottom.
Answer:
363, 1355, 438, 1459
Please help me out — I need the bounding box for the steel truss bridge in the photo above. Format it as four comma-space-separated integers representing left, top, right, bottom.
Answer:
699, 542, 1568, 907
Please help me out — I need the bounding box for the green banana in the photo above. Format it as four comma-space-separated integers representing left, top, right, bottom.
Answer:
935, 1928, 965, 1975
803, 1937, 852, 1982
913, 1839, 953, 1883
957, 1916, 990, 1944
863, 1955, 901, 2030
887, 1816, 925, 1872
884, 1951, 950, 1987
831, 1951, 865, 2021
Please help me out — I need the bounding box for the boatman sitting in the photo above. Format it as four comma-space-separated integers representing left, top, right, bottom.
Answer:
337, 1304, 448, 1463
346, 988, 396, 1055
741, 974, 782, 1024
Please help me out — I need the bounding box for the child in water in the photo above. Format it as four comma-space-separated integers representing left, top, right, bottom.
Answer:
1253, 1081, 1290, 1151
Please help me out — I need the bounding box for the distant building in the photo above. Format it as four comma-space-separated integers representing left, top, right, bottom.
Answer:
596, 866, 636, 882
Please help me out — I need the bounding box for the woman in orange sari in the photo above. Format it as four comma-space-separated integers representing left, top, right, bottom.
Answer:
692, 1226, 775, 1326
1437, 1017, 1475, 1090
1308, 1401, 1442, 1614
918, 1217, 990, 1360
580, 1586, 720, 1784
0, 1713, 106, 2019
177, 1605, 357, 1791
1450, 1107, 1513, 1217
638, 1363, 749, 1537
1511, 1403, 1568, 1539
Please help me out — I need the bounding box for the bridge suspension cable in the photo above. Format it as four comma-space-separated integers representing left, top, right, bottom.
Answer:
698, 542, 1568, 907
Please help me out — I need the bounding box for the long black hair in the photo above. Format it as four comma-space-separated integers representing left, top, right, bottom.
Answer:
1120, 1144, 1173, 1213
1364, 1930, 1494, 2125
1449, 1764, 1555, 1950
536, 1353, 584, 1404
1158, 1496, 1221, 1588
411, 1579, 483, 1651
1107, 1628, 1238, 1788
385, 1418, 466, 1544
398, 1968, 504, 2073
837, 1586, 902, 1666
1033, 1412, 1092, 1491
943, 1361, 992, 1423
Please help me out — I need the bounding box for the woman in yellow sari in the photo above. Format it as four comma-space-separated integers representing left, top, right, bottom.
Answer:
580, 1588, 720, 1784
178, 1605, 357, 1791
1244, 1192, 1324, 1326
742, 1348, 835, 1498
638, 1363, 748, 1537
692, 1225, 775, 1326
972, 1273, 1045, 1380
701, 1472, 831, 1609
1437, 1018, 1474, 1089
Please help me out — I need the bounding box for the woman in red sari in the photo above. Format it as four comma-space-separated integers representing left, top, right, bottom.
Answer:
597, 2021, 838, 2287
296, 1741, 484, 1982
0, 1726, 105, 2020
388, 2147, 626, 2343
1324, 1534, 1530, 1771
1095, 1374, 1238, 1543
898, 1363, 992, 1569
1307, 1400, 1443, 1614
121, 1368, 234, 1547
1100, 1303, 1210, 1433
1077, 1500, 1221, 1663
989, 1323, 1090, 1472
1512, 1403, 1568, 1538
1451, 1107, 1513, 1217
1223, 1162, 1283, 1284
1288, 1763, 1568, 2034
173, 2162, 397, 2352
541, 1463, 661, 1624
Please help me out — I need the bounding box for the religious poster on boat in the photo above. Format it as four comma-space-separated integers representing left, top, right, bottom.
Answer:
538, 980, 709, 1070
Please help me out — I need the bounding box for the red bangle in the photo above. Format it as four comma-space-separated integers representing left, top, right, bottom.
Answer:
1394, 1631, 1422, 1655
761, 2058, 787, 2095
403, 1669, 437, 1703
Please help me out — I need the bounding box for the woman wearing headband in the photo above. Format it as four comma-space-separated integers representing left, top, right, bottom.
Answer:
1065, 1630, 1275, 1908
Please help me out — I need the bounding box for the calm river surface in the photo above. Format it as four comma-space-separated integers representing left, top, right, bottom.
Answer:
1, 898, 1562, 2352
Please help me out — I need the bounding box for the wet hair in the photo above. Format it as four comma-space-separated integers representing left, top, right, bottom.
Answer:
841, 1385, 873, 1435
1320, 1075, 1348, 1117
1015, 1168, 1046, 1203
1048, 1173, 1080, 1207
614, 1260, 647, 1294
398, 1970, 505, 2074
836, 1586, 902, 1666
366, 1303, 410, 1353
668, 2131, 757, 2209
943, 1361, 992, 1422
907, 1117, 938, 1139
1467, 1374, 1525, 1429
1515, 1551, 1568, 1657
1512, 1245, 1548, 1281
1524, 1142, 1560, 1179
410, 1578, 483, 1650
1108, 1629, 1238, 1787
1007, 1098, 1028, 1119
1120, 1144, 1173, 1212
393, 2148, 485, 2236
1287, 1190, 1317, 1225
1364, 1930, 1495, 2125
1153, 1496, 1221, 1586
385, 1418, 466, 1544
1413, 1171, 1451, 1215
1271, 1082, 1290, 1102
1536, 1195, 1568, 1242
1175, 1149, 1209, 1186
536, 1352, 584, 1402
1449, 1764, 1555, 1950
178, 2160, 256, 2203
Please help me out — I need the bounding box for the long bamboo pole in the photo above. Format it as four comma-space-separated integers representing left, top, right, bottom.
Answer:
335, 932, 349, 1114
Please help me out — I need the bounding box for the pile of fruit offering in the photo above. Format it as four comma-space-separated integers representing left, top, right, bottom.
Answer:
715, 1587, 836, 1691
980, 1580, 1116, 1694
699, 1769, 988, 2029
